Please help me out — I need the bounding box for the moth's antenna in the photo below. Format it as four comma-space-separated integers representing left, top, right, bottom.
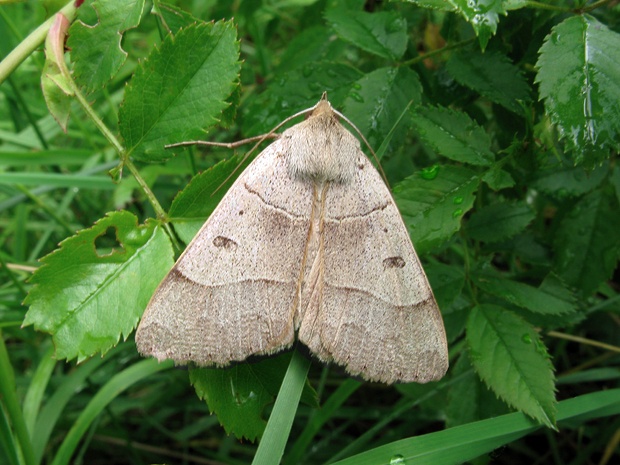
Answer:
165, 134, 279, 150
333, 109, 391, 189
209, 103, 320, 196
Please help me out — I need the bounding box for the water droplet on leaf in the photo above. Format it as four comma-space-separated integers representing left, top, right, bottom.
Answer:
453, 196, 464, 204
390, 454, 406, 464
420, 165, 439, 180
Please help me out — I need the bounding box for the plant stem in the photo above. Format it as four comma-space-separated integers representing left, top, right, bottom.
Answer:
0, 0, 78, 85
0, 331, 37, 465
48, 17, 169, 223
400, 37, 476, 67
581, 0, 616, 13
547, 331, 620, 353
525, 1, 572, 12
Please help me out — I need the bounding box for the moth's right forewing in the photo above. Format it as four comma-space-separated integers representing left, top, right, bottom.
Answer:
136, 140, 314, 366
299, 153, 449, 384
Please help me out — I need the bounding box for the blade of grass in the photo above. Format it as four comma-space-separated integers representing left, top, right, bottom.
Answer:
252, 349, 311, 465
0, 330, 36, 465
284, 378, 361, 465
22, 345, 56, 436
331, 388, 620, 465
0, 400, 21, 465
0, 172, 114, 190
0, 160, 118, 212
49, 358, 174, 465
31, 352, 111, 465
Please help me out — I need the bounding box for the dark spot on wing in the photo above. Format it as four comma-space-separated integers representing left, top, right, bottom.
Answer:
383, 256, 406, 269
213, 236, 237, 248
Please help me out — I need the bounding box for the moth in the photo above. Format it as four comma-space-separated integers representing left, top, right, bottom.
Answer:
136, 94, 448, 384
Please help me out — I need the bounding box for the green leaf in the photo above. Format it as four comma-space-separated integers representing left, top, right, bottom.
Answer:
446, 353, 510, 428
394, 165, 479, 254
451, 0, 506, 49
168, 153, 252, 244
447, 50, 531, 114
554, 187, 620, 296
243, 61, 363, 137
465, 201, 535, 243
442, 294, 471, 343
411, 105, 494, 166
483, 234, 551, 266
332, 389, 619, 465
471, 265, 576, 315
325, 7, 408, 60
425, 263, 465, 309
23, 211, 175, 361
275, 26, 344, 74
42, 14, 73, 132
151, 0, 199, 34
466, 304, 557, 428
119, 20, 241, 162
609, 165, 620, 205
68, 0, 146, 94
343, 67, 422, 159
535, 15, 620, 170
189, 351, 318, 442
530, 159, 608, 198
399, 0, 458, 12
482, 168, 515, 191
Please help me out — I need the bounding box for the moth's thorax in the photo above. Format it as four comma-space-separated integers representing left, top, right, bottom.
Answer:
282, 107, 360, 183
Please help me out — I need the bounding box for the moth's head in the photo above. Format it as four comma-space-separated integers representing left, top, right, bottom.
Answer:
308, 93, 336, 120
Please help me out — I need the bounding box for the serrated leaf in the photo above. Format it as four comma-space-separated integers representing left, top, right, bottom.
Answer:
425, 263, 465, 309
119, 20, 240, 162
611, 166, 620, 205
530, 159, 608, 199
411, 105, 494, 166
447, 50, 531, 114
168, 154, 252, 244
465, 201, 535, 243
442, 294, 471, 343
275, 26, 343, 74
535, 15, 620, 170
471, 265, 576, 315
325, 7, 407, 60
189, 352, 318, 442
452, 0, 506, 49
343, 67, 422, 159
393, 165, 479, 255
151, 0, 199, 34
23, 211, 174, 361
554, 187, 620, 296
482, 234, 551, 266
42, 13, 73, 132
446, 352, 510, 428
467, 304, 557, 428
67, 0, 145, 94
482, 168, 515, 191
399, 0, 458, 12
243, 62, 363, 137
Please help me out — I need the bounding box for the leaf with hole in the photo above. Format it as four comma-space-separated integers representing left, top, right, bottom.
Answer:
68, 0, 146, 93
23, 211, 174, 361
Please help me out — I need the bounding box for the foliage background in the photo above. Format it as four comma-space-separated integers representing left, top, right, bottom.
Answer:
1, 0, 619, 464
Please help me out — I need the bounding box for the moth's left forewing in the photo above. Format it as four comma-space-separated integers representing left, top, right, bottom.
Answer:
299, 153, 448, 384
